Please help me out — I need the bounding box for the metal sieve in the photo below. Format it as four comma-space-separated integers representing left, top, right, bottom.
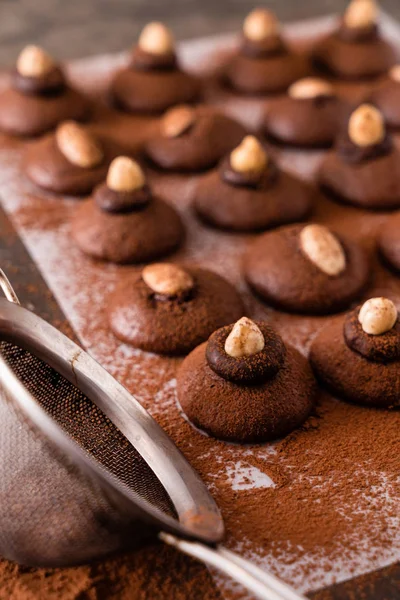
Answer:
0, 269, 305, 600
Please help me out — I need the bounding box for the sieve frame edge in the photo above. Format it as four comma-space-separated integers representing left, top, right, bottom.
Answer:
0, 297, 224, 546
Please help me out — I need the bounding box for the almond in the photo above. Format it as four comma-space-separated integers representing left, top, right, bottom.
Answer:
138, 22, 175, 56
142, 263, 194, 296
243, 8, 280, 41
55, 122, 104, 169
106, 157, 145, 192
162, 105, 195, 138
300, 224, 346, 277
288, 77, 334, 99
230, 136, 268, 174
358, 297, 397, 335
16, 45, 55, 78
348, 104, 385, 147
344, 0, 378, 29
224, 317, 265, 358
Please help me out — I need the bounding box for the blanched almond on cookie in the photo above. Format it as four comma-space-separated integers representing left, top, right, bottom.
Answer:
344, 0, 378, 30
107, 157, 145, 192
142, 263, 194, 296
56, 122, 103, 168
348, 104, 385, 147
358, 297, 397, 335
230, 136, 268, 174
288, 77, 334, 100
16, 45, 55, 78
300, 224, 346, 276
224, 317, 265, 358
243, 9, 280, 41
162, 105, 195, 138
138, 22, 175, 55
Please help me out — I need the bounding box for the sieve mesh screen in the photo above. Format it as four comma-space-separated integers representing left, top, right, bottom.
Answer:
0, 341, 176, 519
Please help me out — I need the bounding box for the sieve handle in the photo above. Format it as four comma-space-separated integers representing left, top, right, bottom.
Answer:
159, 532, 307, 600
0, 270, 21, 305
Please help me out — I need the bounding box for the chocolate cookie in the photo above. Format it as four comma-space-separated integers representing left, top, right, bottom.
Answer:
223, 9, 309, 95
263, 78, 347, 148
319, 104, 400, 209
144, 105, 247, 172
369, 67, 400, 128
24, 122, 119, 196
310, 298, 400, 408
313, 29, 396, 80
110, 23, 200, 114
193, 136, 314, 232
177, 318, 316, 443
312, 0, 396, 80
378, 213, 400, 272
244, 223, 369, 314
108, 264, 244, 354
319, 142, 400, 209
71, 157, 184, 264
225, 49, 309, 96
0, 45, 90, 137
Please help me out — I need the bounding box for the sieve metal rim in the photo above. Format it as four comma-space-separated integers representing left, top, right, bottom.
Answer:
0, 294, 224, 546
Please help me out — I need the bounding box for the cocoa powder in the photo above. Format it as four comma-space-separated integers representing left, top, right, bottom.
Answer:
1, 29, 400, 600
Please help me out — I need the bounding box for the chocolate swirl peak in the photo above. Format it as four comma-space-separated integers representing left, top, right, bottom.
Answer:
206, 318, 286, 384
132, 22, 177, 70
241, 8, 284, 56
221, 136, 277, 189
95, 157, 151, 213
13, 45, 65, 95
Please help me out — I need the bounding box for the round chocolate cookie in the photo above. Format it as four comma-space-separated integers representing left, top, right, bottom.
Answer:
112, 68, 200, 114
263, 78, 347, 148
144, 106, 247, 172
225, 49, 309, 96
108, 265, 244, 354
194, 159, 318, 231
0, 46, 90, 137
223, 8, 310, 95
110, 23, 200, 114
244, 223, 369, 314
24, 122, 119, 196
313, 31, 396, 80
310, 299, 400, 408
177, 319, 316, 443
71, 157, 184, 263
312, 3, 396, 81
319, 140, 400, 209
0, 86, 90, 138
319, 104, 400, 210
369, 67, 400, 129
378, 213, 400, 272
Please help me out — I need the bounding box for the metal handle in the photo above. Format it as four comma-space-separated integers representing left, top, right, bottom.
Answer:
159, 532, 307, 600
0, 269, 20, 305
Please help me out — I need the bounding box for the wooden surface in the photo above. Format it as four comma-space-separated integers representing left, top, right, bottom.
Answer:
0, 0, 399, 64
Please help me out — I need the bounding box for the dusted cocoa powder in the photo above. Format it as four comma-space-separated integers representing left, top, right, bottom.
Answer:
1, 24, 400, 600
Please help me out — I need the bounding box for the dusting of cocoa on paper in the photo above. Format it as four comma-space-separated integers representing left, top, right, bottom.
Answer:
1, 18, 400, 600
